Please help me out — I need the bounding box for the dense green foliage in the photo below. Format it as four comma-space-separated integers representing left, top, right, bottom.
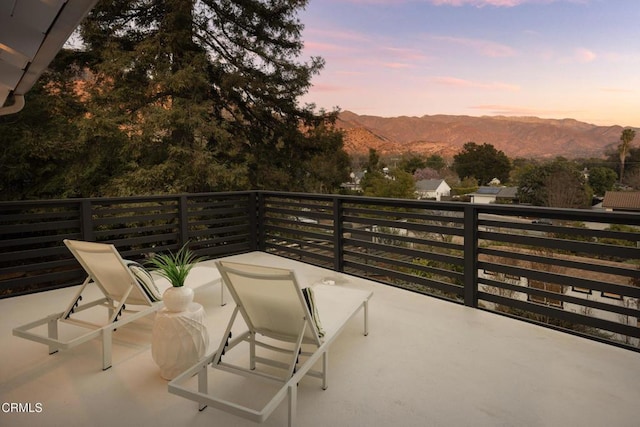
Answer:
424, 154, 447, 172
452, 142, 511, 185
605, 146, 640, 188
517, 159, 592, 208
588, 166, 618, 196
360, 149, 416, 198
0, 0, 349, 200
361, 169, 416, 199
397, 155, 426, 174
397, 154, 446, 175
0, 51, 90, 198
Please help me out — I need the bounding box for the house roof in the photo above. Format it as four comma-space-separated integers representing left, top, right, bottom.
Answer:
471, 186, 518, 199
475, 186, 502, 195
0, 0, 99, 115
496, 186, 518, 199
415, 179, 449, 191
602, 191, 640, 211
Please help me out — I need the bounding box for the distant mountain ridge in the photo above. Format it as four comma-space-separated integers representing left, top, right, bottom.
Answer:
337, 111, 635, 159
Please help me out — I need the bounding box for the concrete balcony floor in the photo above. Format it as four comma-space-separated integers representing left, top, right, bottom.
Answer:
1, 253, 639, 427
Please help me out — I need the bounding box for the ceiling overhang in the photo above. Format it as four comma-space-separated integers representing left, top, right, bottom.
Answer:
0, 0, 99, 115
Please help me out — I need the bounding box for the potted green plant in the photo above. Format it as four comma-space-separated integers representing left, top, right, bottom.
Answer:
147, 243, 203, 312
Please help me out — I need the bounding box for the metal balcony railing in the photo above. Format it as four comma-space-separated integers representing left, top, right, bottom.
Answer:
1, 191, 639, 351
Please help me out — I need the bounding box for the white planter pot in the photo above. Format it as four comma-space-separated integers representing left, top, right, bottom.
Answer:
163, 286, 194, 312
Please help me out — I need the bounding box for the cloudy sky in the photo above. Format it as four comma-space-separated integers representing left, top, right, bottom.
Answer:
299, 0, 640, 127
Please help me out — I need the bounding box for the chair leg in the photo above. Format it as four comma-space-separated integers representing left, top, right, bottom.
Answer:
250, 333, 256, 370
47, 318, 59, 355
363, 300, 369, 336
220, 282, 226, 306
102, 329, 113, 370
287, 383, 297, 427
322, 351, 328, 390
198, 365, 208, 411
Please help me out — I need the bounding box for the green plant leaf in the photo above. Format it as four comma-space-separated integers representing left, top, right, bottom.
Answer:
146, 243, 204, 287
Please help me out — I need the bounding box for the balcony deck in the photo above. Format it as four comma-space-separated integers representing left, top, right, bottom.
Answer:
1, 252, 639, 427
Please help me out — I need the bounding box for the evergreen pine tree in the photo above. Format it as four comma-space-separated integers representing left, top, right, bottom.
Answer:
78, 0, 344, 194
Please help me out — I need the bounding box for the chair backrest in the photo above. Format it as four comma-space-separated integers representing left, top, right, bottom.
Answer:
216, 261, 321, 345
64, 239, 151, 306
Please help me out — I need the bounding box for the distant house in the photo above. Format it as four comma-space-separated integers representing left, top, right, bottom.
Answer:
602, 191, 640, 212
494, 186, 518, 203
470, 186, 518, 204
415, 179, 451, 201
342, 171, 366, 192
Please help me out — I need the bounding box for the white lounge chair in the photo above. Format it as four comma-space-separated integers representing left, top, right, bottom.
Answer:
12, 239, 168, 370
169, 260, 372, 427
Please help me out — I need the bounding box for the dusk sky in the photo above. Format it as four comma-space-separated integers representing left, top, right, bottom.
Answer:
298, 0, 640, 127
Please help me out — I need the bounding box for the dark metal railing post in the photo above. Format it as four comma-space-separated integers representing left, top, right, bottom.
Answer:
463, 205, 479, 308
178, 195, 188, 248
333, 196, 344, 272
256, 192, 266, 251
80, 199, 94, 242
248, 192, 258, 251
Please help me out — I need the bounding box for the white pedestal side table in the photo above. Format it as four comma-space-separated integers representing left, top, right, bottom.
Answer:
152, 303, 209, 380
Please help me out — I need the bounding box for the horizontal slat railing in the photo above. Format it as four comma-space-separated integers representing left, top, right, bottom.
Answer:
258, 192, 640, 351
0, 192, 255, 297
1, 190, 639, 351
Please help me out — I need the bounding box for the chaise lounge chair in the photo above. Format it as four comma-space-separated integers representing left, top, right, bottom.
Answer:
12, 239, 168, 370
168, 260, 372, 427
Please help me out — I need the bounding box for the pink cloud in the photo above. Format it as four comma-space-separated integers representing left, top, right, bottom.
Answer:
599, 87, 634, 94
433, 36, 516, 57
308, 83, 350, 93
333, 0, 566, 8
383, 62, 411, 68
334, 0, 411, 4
335, 70, 366, 76
574, 48, 596, 63
430, 0, 563, 6
304, 28, 371, 44
431, 0, 525, 5
382, 46, 430, 62
340, 0, 526, 5
535, 46, 599, 64
433, 76, 475, 87
470, 104, 578, 116
433, 76, 520, 91
304, 41, 350, 53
